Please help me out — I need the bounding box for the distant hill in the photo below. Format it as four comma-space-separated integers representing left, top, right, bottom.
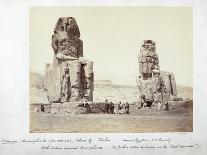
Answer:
29, 72, 193, 103
29, 72, 44, 89
93, 83, 192, 102
94, 80, 136, 89
176, 85, 193, 100
95, 80, 113, 85
29, 72, 47, 104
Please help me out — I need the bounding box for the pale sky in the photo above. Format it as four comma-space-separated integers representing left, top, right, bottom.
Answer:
30, 7, 192, 87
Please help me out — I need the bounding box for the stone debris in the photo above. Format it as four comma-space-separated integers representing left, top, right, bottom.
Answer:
44, 17, 94, 104
137, 40, 177, 110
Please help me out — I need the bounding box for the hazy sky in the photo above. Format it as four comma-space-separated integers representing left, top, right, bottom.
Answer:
30, 7, 192, 87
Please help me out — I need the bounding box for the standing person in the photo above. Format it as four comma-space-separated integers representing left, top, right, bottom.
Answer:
125, 102, 130, 114
104, 99, 109, 114
118, 101, 122, 110
138, 95, 146, 109
109, 102, 114, 114
117, 101, 123, 114
40, 105, 45, 113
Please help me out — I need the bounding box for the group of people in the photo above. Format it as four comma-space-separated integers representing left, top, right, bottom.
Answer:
104, 100, 130, 114
94, 99, 130, 114
80, 98, 130, 114
117, 101, 130, 114
103, 99, 115, 114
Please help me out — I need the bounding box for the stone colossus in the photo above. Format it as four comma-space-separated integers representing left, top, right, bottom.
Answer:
137, 40, 177, 107
44, 17, 94, 103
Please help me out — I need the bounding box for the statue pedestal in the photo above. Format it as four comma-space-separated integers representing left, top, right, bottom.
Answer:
50, 102, 92, 114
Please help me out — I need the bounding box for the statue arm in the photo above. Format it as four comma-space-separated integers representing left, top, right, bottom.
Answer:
56, 53, 78, 60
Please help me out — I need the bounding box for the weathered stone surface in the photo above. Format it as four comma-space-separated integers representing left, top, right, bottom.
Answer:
138, 40, 159, 77
51, 17, 83, 62
137, 40, 177, 107
160, 71, 177, 96
44, 17, 94, 103
50, 102, 91, 114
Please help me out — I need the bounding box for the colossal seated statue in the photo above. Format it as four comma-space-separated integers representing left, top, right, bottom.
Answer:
137, 40, 177, 107
45, 17, 94, 103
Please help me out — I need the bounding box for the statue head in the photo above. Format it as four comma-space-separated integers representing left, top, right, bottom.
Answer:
52, 17, 83, 59
142, 40, 156, 51
54, 17, 80, 38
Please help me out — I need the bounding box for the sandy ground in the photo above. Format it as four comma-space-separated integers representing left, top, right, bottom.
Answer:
30, 100, 193, 133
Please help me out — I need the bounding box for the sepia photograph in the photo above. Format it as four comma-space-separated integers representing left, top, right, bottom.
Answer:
29, 6, 193, 133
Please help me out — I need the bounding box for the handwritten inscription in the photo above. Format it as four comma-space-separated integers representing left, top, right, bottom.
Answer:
0, 137, 199, 151
111, 144, 199, 150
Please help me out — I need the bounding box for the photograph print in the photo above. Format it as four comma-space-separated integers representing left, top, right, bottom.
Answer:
29, 7, 193, 133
